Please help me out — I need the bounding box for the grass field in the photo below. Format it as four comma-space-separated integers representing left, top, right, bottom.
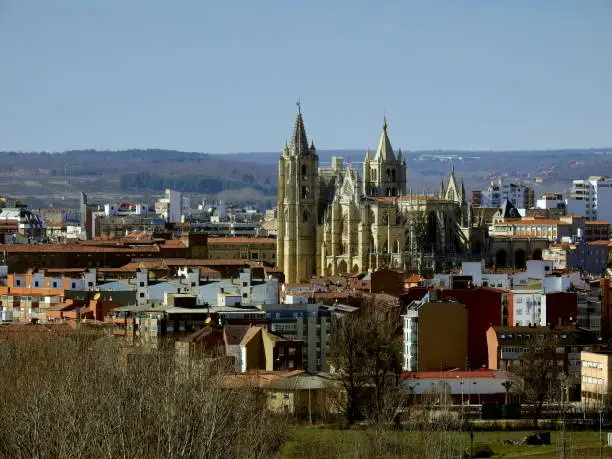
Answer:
279, 427, 612, 458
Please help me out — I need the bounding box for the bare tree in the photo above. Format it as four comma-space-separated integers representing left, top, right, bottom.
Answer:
509, 337, 563, 428
328, 296, 404, 426
0, 330, 287, 458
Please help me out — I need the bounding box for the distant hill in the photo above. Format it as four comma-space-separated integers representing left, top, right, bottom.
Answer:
0, 148, 611, 209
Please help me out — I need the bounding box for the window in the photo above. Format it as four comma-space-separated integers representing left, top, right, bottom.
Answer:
139, 293, 145, 298
140, 282, 145, 287
71, 282, 76, 289
16, 280, 21, 286
52, 282, 57, 288
288, 347, 296, 356
34, 281, 39, 287
288, 361, 294, 369
242, 293, 248, 298
88, 282, 93, 287
242, 282, 248, 287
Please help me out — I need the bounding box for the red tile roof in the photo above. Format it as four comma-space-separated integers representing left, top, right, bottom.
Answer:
585, 221, 610, 225
0, 244, 159, 253
401, 369, 498, 379
500, 220, 570, 226
208, 237, 276, 244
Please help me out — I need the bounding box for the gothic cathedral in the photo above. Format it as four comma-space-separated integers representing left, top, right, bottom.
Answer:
277, 108, 474, 283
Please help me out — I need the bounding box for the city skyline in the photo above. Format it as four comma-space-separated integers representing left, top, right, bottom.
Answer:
0, 1, 610, 153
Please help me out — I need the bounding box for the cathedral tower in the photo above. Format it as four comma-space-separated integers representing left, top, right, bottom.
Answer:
363, 118, 406, 197
277, 106, 319, 283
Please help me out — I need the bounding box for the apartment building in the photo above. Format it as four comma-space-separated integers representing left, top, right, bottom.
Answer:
401, 286, 504, 369
402, 298, 468, 372
536, 193, 564, 210
490, 218, 572, 242
507, 289, 577, 327
487, 325, 598, 395
543, 241, 609, 274
474, 179, 535, 209
263, 299, 332, 373
583, 221, 610, 242
566, 176, 612, 222
580, 350, 612, 406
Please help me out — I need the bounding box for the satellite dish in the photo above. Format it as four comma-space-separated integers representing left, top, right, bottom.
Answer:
205, 317, 212, 324
93, 293, 101, 301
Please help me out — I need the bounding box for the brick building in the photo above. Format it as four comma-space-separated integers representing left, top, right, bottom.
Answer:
0, 233, 207, 272
207, 237, 276, 264
401, 287, 504, 369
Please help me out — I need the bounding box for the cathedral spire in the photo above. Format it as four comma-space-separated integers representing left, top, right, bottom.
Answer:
290, 102, 310, 156
374, 117, 395, 161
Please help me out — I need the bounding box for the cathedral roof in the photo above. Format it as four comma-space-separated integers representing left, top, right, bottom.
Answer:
290, 105, 310, 156
374, 117, 395, 162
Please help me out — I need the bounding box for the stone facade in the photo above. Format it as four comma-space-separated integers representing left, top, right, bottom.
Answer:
277, 109, 473, 283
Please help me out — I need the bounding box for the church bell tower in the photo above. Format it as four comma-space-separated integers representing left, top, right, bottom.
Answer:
277, 105, 319, 283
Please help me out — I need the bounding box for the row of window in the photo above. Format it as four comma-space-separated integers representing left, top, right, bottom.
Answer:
583, 360, 604, 369
583, 376, 604, 385
15, 279, 80, 289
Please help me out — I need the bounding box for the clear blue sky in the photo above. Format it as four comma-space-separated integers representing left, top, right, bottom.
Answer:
0, 0, 610, 153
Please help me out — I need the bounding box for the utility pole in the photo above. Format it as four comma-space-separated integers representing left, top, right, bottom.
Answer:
308, 381, 312, 425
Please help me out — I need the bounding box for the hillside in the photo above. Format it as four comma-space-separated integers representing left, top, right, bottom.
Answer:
1, 148, 611, 209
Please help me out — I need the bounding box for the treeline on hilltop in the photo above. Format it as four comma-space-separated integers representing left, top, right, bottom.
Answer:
119, 171, 276, 195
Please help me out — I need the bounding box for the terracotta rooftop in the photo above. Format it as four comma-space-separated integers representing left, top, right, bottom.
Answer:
497, 219, 570, 226
160, 239, 188, 248
208, 237, 276, 244
0, 244, 160, 253
121, 259, 260, 270
405, 274, 422, 283
588, 240, 612, 246
585, 221, 610, 225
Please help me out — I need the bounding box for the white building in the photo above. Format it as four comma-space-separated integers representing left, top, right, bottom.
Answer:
103, 202, 150, 217
509, 290, 546, 326
155, 189, 188, 223
536, 193, 564, 210
477, 179, 534, 209
454, 260, 573, 291
566, 176, 612, 221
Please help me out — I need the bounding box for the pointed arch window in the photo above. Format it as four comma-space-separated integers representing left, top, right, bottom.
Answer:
301, 164, 307, 178
302, 209, 309, 222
